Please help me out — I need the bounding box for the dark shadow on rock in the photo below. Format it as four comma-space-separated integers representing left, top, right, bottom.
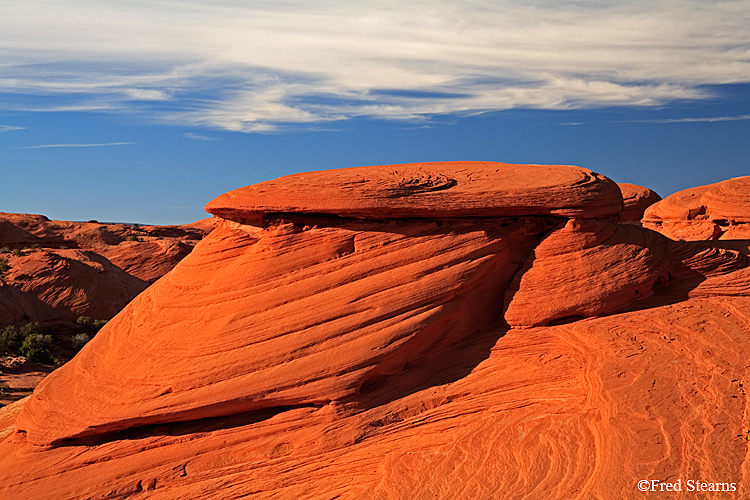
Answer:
256, 211, 566, 238
701, 239, 750, 255
0, 387, 37, 405
352, 321, 510, 411
47, 403, 322, 448
602, 237, 749, 317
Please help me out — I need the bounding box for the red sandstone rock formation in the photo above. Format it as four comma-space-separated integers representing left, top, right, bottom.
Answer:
0, 163, 749, 499
0, 214, 216, 326
206, 161, 623, 223
503, 218, 746, 327
643, 176, 750, 240
618, 182, 661, 222
2, 249, 146, 324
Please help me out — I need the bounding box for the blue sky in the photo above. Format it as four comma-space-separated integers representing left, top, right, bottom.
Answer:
1, 1, 749, 225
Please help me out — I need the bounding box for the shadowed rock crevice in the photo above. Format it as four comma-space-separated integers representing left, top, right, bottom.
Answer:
353, 321, 510, 411
35, 403, 323, 448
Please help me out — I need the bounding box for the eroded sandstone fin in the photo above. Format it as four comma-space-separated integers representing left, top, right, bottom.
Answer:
617, 182, 661, 222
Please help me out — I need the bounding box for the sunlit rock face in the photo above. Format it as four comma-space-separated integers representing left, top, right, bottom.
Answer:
503, 217, 747, 327
1, 162, 749, 500
205, 161, 624, 222
643, 176, 750, 240
617, 182, 661, 222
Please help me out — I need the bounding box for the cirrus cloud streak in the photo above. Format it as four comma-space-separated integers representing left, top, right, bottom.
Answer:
14, 142, 135, 149
2, 0, 749, 132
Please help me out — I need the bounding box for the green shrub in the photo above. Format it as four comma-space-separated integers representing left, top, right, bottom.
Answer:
71, 333, 90, 351
0, 322, 52, 362
19, 322, 43, 338
127, 235, 141, 242
0, 247, 9, 254
76, 316, 107, 334
31, 243, 40, 249
12, 249, 24, 257
0, 325, 23, 354
19, 333, 54, 364
0, 257, 10, 275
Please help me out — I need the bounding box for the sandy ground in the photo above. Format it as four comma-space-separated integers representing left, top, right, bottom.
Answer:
0, 359, 52, 407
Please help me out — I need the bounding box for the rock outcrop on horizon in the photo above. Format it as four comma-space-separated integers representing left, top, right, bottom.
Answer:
0, 162, 749, 499
618, 182, 661, 222
0, 214, 216, 326
643, 176, 750, 240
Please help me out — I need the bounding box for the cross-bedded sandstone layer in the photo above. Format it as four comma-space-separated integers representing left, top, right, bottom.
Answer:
206, 161, 624, 223
643, 176, 750, 241
1, 162, 748, 500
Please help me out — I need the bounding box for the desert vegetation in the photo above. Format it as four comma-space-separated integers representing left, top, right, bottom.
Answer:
0, 322, 52, 364
0, 317, 108, 365
0, 256, 10, 275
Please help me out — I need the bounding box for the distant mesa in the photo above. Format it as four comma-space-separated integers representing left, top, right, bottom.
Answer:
1, 163, 749, 499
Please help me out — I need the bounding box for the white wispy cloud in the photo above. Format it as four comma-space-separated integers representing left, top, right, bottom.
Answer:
15, 142, 135, 149
0, 125, 25, 132
184, 132, 217, 141
622, 114, 750, 123
1, 0, 749, 131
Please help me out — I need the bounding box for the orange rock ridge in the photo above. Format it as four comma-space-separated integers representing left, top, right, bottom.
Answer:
643, 176, 750, 240
0, 162, 749, 499
0, 214, 216, 325
617, 182, 661, 222
2, 249, 146, 324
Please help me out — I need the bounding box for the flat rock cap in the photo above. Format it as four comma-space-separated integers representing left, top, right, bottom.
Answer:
206, 161, 623, 224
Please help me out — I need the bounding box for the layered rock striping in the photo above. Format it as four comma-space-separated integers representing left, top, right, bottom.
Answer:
1, 162, 749, 499
643, 176, 750, 240
206, 161, 624, 223
617, 182, 661, 222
